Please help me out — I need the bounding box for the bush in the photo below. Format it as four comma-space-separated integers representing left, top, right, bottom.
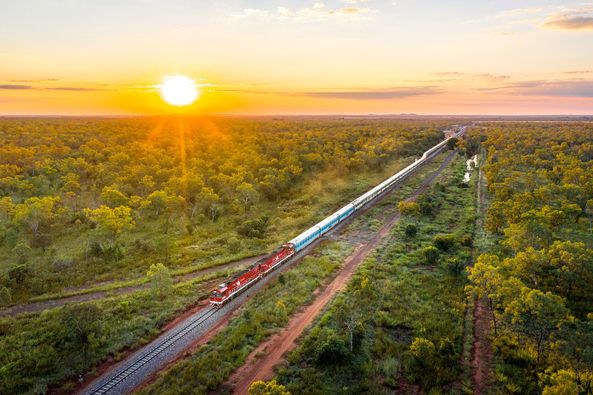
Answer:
444, 257, 464, 277
404, 224, 417, 238
459, 234, 473, 247
316, 334, 349, 366
398, 201, 421, 217
434, 234, 456, 251
238, 216, 270, 238
422, 246, 439, 265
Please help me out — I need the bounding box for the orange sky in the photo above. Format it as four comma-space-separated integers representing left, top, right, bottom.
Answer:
1, 1, 593, 115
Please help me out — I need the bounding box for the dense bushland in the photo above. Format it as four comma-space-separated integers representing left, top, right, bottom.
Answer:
466, 122, 593, 394
0, 117, 447, 302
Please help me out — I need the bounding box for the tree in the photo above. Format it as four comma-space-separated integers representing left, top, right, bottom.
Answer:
547, 241, 593, 301
60, 304, 104, 368
249, 380, 290, 395
84, 205, 135, 247
238, 216, 270, 238
586, 199, 593, 232
467, 254, 504, 334
404, 337, 437, 386
236, 182, 259, 211
199, 187, 221, 222
100, 185, 129, 207
404, 223, 417, 238
0, 196, 14, 225
147, 263, 173, 299
344, 314, 359, 353
13, 196, 62, 249
505, 287, 568, 370
542, 370, 580, 395
140, 190, 184, 232
0, 286, 11, 306
434, 234, 456, 251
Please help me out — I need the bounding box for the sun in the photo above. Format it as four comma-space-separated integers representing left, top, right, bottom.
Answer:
159, 75, 199, 106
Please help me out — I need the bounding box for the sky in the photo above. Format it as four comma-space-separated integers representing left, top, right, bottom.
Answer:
1, 0, 593, 115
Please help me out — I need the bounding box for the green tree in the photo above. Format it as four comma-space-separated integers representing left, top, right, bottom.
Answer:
147, 263, 173, 299
13, 196, 62, 249
199, 187, 221, 222
84, 205, 135, 247
505, 287, 568, 370
237, 182, 259, 211
141, 190, 184, 232
0, 286, 11, 306
60, 303, 104, 368
100, 185, 129, 207
467, 254, 504, 334
585, 199, 593, 232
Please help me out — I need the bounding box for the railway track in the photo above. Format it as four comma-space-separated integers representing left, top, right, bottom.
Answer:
88, 307, 217, 394
81, 129, 465, 395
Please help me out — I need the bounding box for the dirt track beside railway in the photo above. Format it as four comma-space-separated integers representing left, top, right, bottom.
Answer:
0, 254, 264, 318
226, 151, 457, 395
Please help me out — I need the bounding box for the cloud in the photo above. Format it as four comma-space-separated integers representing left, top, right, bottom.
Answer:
498, 7, 543, 18
303, 87, 440, 100
543, 7, 593, 31
47, 87, 103, 91
564, 70, 593, 75
0, 83, 105, 92
434, 72, 510, 82
0, 84, 32, 90
231, 2, 375, 22
480, 79, 593, 97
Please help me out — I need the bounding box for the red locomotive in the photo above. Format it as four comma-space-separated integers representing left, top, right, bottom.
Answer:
209, 244, 294, 305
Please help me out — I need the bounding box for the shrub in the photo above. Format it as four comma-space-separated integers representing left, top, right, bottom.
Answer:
422, 246, 439, 265
398, 201, 421, 217
316, 334, 349, 366
434, 234, 456, 251
459, 234, 473, 247
238, 216, 270, 238
444, 257, 464, 277
249, 380, 290, 395
404, 224, 417, 238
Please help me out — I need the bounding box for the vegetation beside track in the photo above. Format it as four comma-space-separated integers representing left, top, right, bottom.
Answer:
140, 150, 458, 395
275, 155, 477, 394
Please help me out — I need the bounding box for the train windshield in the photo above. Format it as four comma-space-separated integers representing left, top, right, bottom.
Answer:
211, 291, 222, 298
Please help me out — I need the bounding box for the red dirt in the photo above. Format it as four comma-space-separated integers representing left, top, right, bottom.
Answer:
472, 299, 493, 395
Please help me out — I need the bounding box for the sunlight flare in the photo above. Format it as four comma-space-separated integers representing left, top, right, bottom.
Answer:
159, 75, 199, 106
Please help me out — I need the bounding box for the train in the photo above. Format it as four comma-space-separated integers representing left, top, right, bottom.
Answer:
209, 127, 466, 306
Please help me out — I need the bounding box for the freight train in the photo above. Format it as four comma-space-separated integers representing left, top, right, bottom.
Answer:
209, 127, 465, 305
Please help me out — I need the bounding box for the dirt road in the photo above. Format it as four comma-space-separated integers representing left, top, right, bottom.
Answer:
472, 167, 493, 394
226, 151, 457, 394
0, 254, 264, 318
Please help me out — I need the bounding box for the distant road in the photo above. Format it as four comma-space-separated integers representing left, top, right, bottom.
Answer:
0, 254, 265, 318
